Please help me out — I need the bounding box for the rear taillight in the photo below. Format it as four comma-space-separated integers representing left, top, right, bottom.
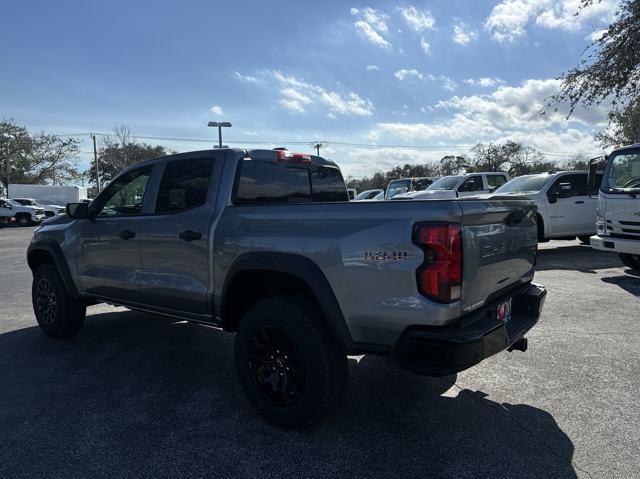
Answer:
275, 150, 312, 163
413, 224, 462, 303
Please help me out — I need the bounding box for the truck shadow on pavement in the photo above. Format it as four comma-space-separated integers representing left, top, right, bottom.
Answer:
536, 244, 622, 272
0, 310, 577, 479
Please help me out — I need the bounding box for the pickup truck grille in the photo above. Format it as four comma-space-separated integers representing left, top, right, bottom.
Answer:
35, 209, 45, 215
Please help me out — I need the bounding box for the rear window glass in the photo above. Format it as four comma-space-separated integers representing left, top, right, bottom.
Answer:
233, 159, 348, 204
155, 159, 214, 213
312, 167, 348, 202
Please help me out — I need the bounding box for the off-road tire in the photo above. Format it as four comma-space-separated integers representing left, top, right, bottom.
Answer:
32, 263, 86, 338
234, 296, 348, 428
619, 253, 640, 271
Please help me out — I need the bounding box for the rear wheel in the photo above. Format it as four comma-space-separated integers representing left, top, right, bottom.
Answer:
32, 263, 86, 338
619, 253, 640, 270
234, 296, 347, 428
578, 235, 591, 245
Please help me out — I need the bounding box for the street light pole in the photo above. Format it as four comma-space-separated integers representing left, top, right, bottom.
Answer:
207, 121, 232, 148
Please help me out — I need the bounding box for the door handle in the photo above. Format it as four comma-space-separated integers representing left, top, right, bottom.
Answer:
118, 230, 136, 240
178, 230, 202, 241
574, 200, 585, 204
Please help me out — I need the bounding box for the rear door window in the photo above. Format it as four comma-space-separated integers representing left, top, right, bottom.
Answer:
155, 159, 214, 213
311, 167, 348, 202
234, 160, 347, 204
234, 161, 311, 204
459, 175, 485, 192
487, 175, 508, 189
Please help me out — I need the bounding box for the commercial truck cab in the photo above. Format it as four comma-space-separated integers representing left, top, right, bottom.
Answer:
589, 144, 640, 269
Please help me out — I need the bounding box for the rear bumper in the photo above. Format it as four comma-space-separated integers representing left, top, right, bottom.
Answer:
591, 235, 640, 255
392, 283, 546, 376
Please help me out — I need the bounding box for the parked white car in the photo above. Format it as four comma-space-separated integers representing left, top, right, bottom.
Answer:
394, 172, 509, 200
385, 177, 438, 199
11, 198, 66, 218
354, 189, 383, 200
0, 198, 46, 226
492, 171, 598, 243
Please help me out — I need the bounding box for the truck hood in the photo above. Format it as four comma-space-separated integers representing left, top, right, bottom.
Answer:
457, 198, 538, 313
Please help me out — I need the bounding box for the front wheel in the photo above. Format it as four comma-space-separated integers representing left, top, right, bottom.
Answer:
578, 235, 592, 245
16, 214, 32, 227
619, 253, 640, 271
234, 296, 347, 428
32, 263, 86, 338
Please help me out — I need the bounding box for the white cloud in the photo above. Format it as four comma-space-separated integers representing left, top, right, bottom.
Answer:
398, 6, 436, 32
210, 105, 224, 116
442, 77, 458, 91
352, 7, 388, 32
233, 71, 260, 83
420, 37, 431, 54
394, 69, 423, 81
367, 77, 608, 161
354, 21, 392, 49
485, 0, 616, 43
587, 28, 607, 42
463, 77, 505, 87
270, 71, 374, 117
352, 7, 392, 49
366, 64, 380, 71
453, 22, 478, 45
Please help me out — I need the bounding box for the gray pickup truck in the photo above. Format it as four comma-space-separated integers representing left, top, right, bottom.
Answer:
27, 148, 546, 427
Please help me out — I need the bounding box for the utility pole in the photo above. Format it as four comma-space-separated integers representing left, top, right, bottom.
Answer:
311, 141, 327, 156
91, 134, 101, 191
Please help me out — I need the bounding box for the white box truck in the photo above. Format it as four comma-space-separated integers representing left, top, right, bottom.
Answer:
8, 184, 88, 206
588, 144, 640, 269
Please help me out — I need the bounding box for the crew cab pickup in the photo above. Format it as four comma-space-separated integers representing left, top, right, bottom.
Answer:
27, 148, 546, 427
395, 172, 510, 200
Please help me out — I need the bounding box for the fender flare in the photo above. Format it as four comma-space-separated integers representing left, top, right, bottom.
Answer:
221, 252, 355, 354
27, 239, 80, 298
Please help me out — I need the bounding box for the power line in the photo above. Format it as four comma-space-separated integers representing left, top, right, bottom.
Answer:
57, 131, 592, 158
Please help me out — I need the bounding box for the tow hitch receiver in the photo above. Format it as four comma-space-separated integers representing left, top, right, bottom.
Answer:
508, 337, 528, 353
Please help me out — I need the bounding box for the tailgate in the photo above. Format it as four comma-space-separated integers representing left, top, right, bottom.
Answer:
458, 199, 538, 313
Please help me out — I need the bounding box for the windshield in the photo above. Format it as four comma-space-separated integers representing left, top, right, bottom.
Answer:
605, 150, 640, 191
14, 199, 38, 206
427, 176, 461, 190
494, 175, 550, 194
385, 179, 411, 199
355, 189, 380, 200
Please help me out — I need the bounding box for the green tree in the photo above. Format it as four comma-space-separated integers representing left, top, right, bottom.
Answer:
87, 125, 169, 185
1, 119, 81, 194
594, 99, 640, 147
550, 0, 640, 142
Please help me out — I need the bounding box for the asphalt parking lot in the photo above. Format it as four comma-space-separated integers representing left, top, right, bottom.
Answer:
1, 226, 639, 478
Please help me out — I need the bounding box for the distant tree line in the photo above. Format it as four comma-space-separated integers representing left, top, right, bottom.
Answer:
346, 141, 590, 191
1, 120, 170, 196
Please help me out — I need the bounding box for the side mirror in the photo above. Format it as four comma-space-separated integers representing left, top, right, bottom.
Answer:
66, 202, 90, 219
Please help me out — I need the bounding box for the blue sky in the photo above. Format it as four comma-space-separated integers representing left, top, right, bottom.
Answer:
0, 0, 617, 178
